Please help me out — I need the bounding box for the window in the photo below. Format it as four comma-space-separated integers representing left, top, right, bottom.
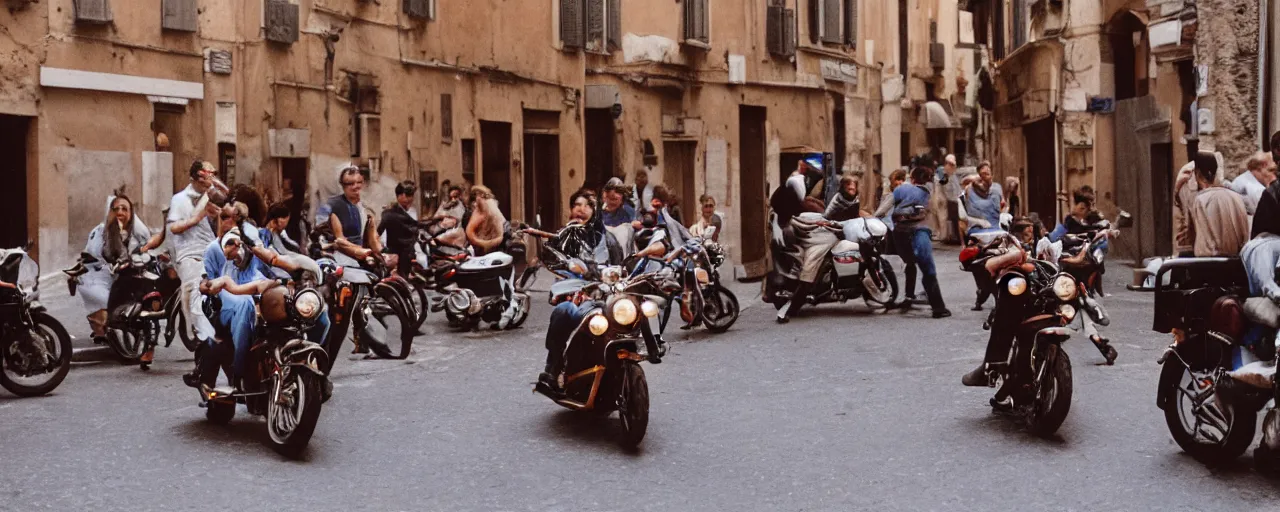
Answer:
561, 0, 620, 53
161, 0, 197, 31
766, 2, 796, 58
403, 0, 436, 20
808, 0, 855, 47
265, 0, 299, 44
74, 0, 112, 24
441, 94, 453, 143
683, 0, 709, 47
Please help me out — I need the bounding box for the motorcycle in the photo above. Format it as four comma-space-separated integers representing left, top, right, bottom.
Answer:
964, 233, 1096, 437
765, 212, 899, 313
428, 232, 531, 331
635, 226, 738, 333
1151, 257, 1263, 466
198, 256, 331, 459
64, 251, 196, 353
101, 251, 184, 368
309, 233, 417, 365
0, 246, 72, 397
534, 266, 665, 449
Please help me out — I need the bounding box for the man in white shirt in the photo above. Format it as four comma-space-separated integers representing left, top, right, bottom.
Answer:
168, 161, 228, 340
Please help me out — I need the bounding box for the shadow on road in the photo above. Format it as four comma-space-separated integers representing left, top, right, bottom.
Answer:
962, 411, 1071, 447
173, 415, 319, 463
540, 409, 646, 457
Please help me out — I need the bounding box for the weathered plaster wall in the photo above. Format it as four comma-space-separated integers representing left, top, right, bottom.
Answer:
1196, 0, 1261, 167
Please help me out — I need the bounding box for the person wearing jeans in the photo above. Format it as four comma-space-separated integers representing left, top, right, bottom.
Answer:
891, 167, 951, 319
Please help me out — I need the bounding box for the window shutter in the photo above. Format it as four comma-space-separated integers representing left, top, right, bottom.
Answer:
74, 0, 112, 24
441, 94, 453, 142
607, 0, 621, 52
843, 0, 856, 47
265, 0, 299, 44
783, 8, 797, 57
162, 0, 197, 32
821, 0, 841, 43
586, 0, 605, 51
807, 0, 819, 44
560, 0, 584, 50
766, 5, 782, 56
404, 0, 431, 19
684, 0, 708, 43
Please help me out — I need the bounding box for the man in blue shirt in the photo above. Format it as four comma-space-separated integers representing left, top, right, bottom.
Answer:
892, 166, 951, 318
326, 164, 384, 261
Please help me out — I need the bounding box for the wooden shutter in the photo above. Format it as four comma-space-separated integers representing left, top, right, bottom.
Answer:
441, 94, 453, 143
607, 0, 621, 51
561, 0, 584, 50
265, 0, 299, 44
161, 0, 197, 32
807, 0, 819, 44
74, 0, 112, 24
586, 0, 605, 51
821, 0, 841, 43
404, 0, 431, 19
766, 4, 783, 56
684, 0, 708, 43
783, 8, 797, 57
843, 0, 856, 46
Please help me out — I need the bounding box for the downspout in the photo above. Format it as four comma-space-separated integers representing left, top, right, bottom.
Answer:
1260, 0, 1269, 149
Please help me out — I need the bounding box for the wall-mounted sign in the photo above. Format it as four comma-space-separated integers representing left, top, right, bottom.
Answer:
820, 59, 857, 85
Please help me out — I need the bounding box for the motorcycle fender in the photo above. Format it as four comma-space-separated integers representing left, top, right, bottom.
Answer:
281, 339, 330, 375
1033, 327, 1071, 351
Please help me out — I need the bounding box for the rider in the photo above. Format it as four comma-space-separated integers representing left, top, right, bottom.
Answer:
326, 165, 385, 262
466, 185, 508, 256
79, 194, 163, 349
525, 189, 623, 266
824, 176, 866, 222
378, 180, 419, 277
964, 163, 1004, 312
168, 161, 229, 343
773, 161, 831, 323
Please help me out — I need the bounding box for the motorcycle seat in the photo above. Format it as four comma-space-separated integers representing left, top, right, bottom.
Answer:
459, 252, 513, 271
1243, 297, 1280, 330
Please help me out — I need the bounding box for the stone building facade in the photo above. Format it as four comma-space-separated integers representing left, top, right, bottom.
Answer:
0, 0, 973, 276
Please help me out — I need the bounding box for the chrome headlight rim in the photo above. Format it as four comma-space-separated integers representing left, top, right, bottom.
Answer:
611, 297, 639, 326
587, 313, 610, 336
1058, 303, 1077, 321
293, 289, 323, 320
641, 300, 660, 318
1052, 273, 1078, 302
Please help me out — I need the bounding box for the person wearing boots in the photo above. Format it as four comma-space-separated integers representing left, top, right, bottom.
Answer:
774, 161, 828, 323
891, 166, 951, 319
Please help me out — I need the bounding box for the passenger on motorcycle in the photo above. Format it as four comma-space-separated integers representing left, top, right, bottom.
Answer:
378, 180, 419, 277
466, 185, 508, 256
963, 164, 1004, 311
169, 161, 230, 343
892, 166, 951, 318
824, 176, 867, 223
774, 162, 835, 323
1239, 234, 1280, 359
326, 165, 385, 261
79, 194, 163, 346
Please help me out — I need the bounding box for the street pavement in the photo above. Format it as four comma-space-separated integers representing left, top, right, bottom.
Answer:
4, 247, 1280, 511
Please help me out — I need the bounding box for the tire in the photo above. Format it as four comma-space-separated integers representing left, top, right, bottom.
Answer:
1160, 358, 1256, 465
367, 287, 415, 359
268, 370, 323, 459
617, 362, 650, 449
508, 293, 531, 328
206, 400, 236, 425
410, 284, 430, 334
862, 258, 900, 309
1028, 344, 1073, 437
701, 284, 740, 334
0, 312, 73, 397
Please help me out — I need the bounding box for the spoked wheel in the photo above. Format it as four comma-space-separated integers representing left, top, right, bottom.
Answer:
107, 327, 145, 364
365, 288, 415, 359
409, 284, 430, 334
267, 364, 323, 459
0, 313, 73, 397
862, 258, 900, 309
617, 362, 650, 449
1161, 358, 1256, 465
701, 284, 740, 334
1027, 344, 1073, 437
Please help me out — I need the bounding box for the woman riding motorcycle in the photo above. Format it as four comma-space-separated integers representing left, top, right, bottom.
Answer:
77, 194, 163, 348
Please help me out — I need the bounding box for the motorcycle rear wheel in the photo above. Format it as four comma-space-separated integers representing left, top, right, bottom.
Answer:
1161, 358, 1256, 465
268, 368, 323, 459
409, 284, 430, 334
0, 313, 73, 397
862, 258, 900, 309
617, 362, 649, 450
1028, 344, 1073, 438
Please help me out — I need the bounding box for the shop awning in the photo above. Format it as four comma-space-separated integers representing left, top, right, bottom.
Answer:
921, 101, 955, 130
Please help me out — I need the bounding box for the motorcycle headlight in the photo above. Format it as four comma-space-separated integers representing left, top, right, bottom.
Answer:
694, 268, 710, 285
1058, 303, 1077, 321
1006, 277, 1027, 296
1053, 274, 1078, 301
612, 299, 639, 325
588, 314, 609, 336
641, 300, 660, 318
294, 290, 322, 320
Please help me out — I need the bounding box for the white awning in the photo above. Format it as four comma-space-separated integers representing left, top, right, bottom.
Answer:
921, 101, 955, 130
40, 67, 204, 100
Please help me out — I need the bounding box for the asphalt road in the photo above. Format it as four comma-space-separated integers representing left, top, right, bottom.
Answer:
4, 247, 1280, 511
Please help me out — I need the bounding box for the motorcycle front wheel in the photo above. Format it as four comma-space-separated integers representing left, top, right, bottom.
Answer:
1027, 344, 1073, 437
409, 283, 430, 334
0, 313, 73, 397
701, 284, 740, 333
1161, 357, 1256, 465
862, 258, 900, 309
617, 362, 649, 450
267, 366, 323, 459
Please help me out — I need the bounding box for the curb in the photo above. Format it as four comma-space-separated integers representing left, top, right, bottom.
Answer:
71, 346, 116, 364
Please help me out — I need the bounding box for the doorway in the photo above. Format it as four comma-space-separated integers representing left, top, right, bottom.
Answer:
523, 133, 561, 229
739, 105, 768, 277
480, 121, 513, 217
152, 104, 188, 192
1023, 117, 1058, 220
0, 115, 30, 248
584, 108, 615, 190
663, 141, 698, 224
280, 158, 308, 242
1149, 142, 1173, 256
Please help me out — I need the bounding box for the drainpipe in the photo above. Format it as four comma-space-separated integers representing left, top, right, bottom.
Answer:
1260, 0, 1269, 149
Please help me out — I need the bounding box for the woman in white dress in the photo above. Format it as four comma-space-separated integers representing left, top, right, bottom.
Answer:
78, 194, 158, 344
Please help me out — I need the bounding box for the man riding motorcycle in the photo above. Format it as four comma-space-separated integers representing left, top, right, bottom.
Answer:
772, 161, 829, 323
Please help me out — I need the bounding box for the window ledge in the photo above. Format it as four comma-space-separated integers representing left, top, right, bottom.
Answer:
681, 39, 711, 51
